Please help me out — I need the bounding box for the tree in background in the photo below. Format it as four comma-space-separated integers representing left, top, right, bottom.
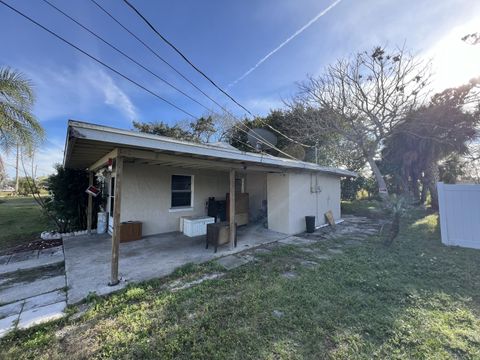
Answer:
290, 46, 430, 199
0, 67, 44, 190
381, 78, 480, 208
224, 107, 365, 170
132, 116, 217, 143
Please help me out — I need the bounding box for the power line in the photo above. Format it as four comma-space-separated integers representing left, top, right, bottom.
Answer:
122, 0, 253, 117
117, 1, 301, 159
88, 0, 234, 120
0, 0, 197, 119
88, 0, 297, 159
41, 0, 212, 113
2, 0, 292, 158
85, 0, 275, 155
38, 1, 272, 155
121, 0, 314, 150
1, 0, 265, 156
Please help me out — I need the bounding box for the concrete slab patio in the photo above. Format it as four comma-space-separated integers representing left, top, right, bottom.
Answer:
0, 245, 64, 275
64, 224, 288, 304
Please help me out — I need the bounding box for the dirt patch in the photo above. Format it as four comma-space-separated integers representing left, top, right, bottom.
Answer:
0, 238, 63, 256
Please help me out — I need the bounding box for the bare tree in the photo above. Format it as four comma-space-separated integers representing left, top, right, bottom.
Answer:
291, 46, 431, 198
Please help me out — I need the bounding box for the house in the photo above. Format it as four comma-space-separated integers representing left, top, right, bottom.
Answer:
63, 120, 356, 285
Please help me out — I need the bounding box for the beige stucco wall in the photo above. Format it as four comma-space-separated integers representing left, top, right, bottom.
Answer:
266, 173, 291, 234
267, 172, 341, 235
120, 163, 229, 236
245, 172, 267, 221
119, 163, 341, 237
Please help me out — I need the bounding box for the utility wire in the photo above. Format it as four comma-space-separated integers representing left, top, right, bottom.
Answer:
121, 0, 314, 149
2, 0, 291, 158
1, 0, 264, 156
86, 0, 277, 154
114, 0, 300, 159
41, 0, 273, 156
88, 0, 232, 116
95, 0, 292, 158
90, 0, 293, 158
0, 0, 197, 119
41, 0, 211, 113
122, 0, 253, 117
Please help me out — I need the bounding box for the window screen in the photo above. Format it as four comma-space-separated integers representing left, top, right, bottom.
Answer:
171, 175, 192, 207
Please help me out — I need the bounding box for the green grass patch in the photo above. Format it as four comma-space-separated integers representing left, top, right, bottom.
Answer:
341, 199, 387, 219
1, 203, 480, 359
0, 196, 52, 253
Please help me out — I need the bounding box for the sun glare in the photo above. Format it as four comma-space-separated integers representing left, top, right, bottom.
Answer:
427, 17, 480, 90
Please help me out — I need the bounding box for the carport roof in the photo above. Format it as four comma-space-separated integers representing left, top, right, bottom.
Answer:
63, 120, 356, 177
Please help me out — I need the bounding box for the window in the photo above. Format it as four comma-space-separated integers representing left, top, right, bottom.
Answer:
171, 175, 192, 208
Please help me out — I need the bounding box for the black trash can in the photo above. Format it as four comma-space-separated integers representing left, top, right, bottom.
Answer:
305, 216, 316, 233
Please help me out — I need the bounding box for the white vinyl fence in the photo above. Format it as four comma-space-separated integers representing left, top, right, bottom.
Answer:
437, 182, 480, 249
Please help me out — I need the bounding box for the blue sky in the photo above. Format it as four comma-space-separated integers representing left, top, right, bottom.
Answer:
1, 0, 480, 177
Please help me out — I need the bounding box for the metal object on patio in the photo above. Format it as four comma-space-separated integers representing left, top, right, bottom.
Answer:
305, 216, 316, 233
206, 222, 237, 253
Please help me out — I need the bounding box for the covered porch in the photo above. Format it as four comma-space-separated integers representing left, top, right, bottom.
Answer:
85, 146, 284, 287
63, 224, 287, 304
64, 120, 352, 299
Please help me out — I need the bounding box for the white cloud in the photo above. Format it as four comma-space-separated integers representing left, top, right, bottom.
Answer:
25, 63, 138, 121
89, 69, 137, 120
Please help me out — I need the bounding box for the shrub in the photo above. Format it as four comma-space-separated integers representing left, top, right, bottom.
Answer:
45, 165, 101, 232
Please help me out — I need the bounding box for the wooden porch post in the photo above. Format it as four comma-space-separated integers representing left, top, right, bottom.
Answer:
109, 156, 123, 286
229, 169, 236, 249
87, 172, 93, 235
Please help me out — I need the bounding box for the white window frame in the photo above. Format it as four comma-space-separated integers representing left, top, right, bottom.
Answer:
169, 174, 194, 212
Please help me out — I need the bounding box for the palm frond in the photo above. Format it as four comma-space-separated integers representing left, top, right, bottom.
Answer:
0, 66, 43, 152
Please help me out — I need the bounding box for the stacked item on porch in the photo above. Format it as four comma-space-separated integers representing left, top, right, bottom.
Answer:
226, 192, 249, 226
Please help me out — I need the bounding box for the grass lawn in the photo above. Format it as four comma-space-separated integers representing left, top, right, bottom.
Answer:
0, 196, 52, 253
2, 202, 480, 359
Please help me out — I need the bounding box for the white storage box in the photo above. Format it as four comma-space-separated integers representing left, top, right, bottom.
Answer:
181, 216, 215, 237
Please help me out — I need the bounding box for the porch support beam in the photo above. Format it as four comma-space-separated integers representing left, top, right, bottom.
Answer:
88, 148, 118, 172
109, 155, 123, 286
229, 169, 236, 249
87, 171, 93, 235
120, 148, 282, 173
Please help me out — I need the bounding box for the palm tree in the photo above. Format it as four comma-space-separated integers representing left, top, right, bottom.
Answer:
0, 66, 44, 184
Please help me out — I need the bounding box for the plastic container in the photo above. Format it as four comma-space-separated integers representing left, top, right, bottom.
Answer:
97, 212, 108, 234
305, 216, 316, 233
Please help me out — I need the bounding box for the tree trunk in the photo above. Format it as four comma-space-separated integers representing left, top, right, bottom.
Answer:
366, 156, 389, 199
420, 176, 428, 204
411, 173, 420, 203
426, 163, 440, 210
15, 143, 20, 194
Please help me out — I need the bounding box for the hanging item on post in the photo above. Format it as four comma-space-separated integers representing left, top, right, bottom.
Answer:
85, 185, 101, 197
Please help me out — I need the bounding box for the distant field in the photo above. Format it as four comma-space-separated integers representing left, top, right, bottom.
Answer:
0, 196, 52, 253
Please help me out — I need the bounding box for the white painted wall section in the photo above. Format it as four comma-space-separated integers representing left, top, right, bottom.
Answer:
245, 172, 267, 221
266, 173, 291, 234
267, 172, 341, 235
437, 182, 480, 249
